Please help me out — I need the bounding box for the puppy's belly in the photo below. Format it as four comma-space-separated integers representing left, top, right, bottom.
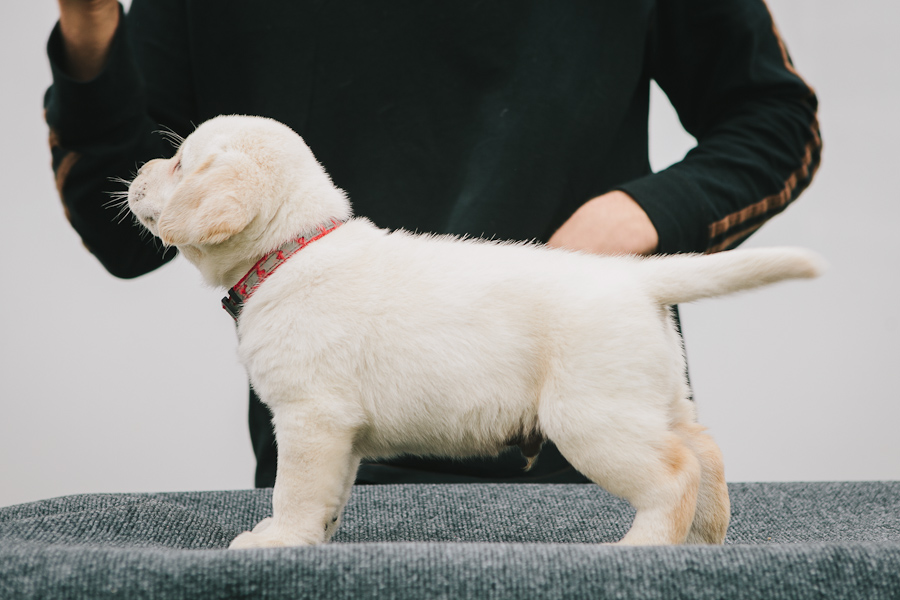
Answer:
241, 297, 550, 461
352, 408, 539, 461
245, 339, 543, 461
354, 434, 512, 461
345, 367, 541, 460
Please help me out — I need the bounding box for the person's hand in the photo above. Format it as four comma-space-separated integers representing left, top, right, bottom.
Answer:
57, 0, 120, 81
546, 190, 658, 256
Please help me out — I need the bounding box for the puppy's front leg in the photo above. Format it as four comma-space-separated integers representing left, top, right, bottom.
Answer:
324, 452, 362, 542
229, 405, 358, 549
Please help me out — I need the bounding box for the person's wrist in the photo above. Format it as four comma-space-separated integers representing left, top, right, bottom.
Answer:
546, 191, 659, 256
57, 0, 120, 81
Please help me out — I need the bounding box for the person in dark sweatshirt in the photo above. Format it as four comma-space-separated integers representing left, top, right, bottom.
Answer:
45, 0, 821, 487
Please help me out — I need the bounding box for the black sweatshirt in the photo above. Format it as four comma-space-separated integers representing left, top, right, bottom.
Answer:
45, 0, 821, 484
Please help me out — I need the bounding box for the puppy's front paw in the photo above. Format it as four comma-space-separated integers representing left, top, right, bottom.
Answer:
228, 525, 322, 549
229, 530, 272, 549
251, 517, 274, 533
229, 530, 291, 549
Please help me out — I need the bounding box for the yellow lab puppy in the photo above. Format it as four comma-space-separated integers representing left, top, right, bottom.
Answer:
128, 115, 823, 548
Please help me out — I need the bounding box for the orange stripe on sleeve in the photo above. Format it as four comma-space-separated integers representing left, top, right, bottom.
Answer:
706, 4, 821, 253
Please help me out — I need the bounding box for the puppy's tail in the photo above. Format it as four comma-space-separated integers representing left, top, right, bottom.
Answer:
639, 247, 826, 306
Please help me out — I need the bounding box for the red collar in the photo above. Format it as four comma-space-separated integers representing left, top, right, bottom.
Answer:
222, 219, 343, 321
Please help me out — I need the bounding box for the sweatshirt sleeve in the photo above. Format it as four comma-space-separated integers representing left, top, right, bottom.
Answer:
617, 0, 822, 255
44, 0, 195, 278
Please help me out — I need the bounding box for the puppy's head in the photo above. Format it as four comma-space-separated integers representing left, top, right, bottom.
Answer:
128, 115, 349, 251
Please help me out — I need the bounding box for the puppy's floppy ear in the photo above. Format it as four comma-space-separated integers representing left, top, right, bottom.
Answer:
157, 152, 258, 246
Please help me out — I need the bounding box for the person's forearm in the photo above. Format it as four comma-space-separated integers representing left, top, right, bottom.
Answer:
47, 0, 179, 277
546, 191, 659, 256
628, 0, 821, 255
57, 0, 120, 81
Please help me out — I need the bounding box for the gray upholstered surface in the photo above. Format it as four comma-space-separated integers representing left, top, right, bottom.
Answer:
1, 482, 898, 599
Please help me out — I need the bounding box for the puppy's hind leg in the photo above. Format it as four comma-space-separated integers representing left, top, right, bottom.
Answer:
229, 403, 359, 549
542, 401, 701, 545
673, 420, 730, 544
664, 318, 730, 544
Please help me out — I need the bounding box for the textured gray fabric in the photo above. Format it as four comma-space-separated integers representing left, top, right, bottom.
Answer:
1, 482, 898, 599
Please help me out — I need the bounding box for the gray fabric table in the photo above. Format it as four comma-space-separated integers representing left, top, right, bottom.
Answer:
1, 482, 898, 599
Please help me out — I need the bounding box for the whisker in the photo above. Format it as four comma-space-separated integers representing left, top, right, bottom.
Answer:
102, 195, 132, 224
108, 175, 133, 187
103, 176, 133, 222
114, 205, 131, 224
154, 126, 186, 149
102, 195, 128, 208
116, 204, 135, 225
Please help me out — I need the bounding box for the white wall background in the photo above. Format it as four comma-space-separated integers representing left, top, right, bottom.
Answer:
1, 1, 897, 508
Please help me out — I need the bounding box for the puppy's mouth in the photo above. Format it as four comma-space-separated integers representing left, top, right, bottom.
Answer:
132, 209, 159, 232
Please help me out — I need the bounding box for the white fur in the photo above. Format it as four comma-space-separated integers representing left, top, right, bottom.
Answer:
128, 115, 824, 548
